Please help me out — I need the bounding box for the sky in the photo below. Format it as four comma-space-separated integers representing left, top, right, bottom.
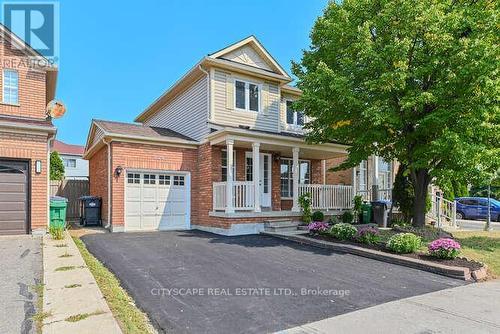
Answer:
52, 0, 328, 145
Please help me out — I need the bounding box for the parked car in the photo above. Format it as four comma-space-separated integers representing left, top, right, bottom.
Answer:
455, 197, 500, 221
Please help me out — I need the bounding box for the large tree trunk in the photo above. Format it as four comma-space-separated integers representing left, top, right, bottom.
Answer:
410, 169, 431, 228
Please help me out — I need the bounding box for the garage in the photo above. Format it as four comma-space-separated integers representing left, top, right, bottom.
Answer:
0, 160, 29, 235
125, 171, 190, 231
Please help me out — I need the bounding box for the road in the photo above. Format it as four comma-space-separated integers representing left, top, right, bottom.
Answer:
455, 219, 500, 231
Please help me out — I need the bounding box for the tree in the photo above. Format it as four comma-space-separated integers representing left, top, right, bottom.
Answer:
293, 0, 499, 227
50, 151, 65, 181
392, 164, 414, 222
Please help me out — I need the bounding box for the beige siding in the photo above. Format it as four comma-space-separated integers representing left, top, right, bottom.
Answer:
90, 126, 105, 147
220, 45, 273, 71
212, 69, 280, 133
144, 76, 209, 141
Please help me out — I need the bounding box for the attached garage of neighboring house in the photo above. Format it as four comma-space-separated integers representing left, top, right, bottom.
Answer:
0, 160, 29, 235
84, 120, 198, 232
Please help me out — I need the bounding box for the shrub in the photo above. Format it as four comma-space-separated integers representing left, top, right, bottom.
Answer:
308, 222, 329, 235
329, 223, 357, 241
356, 226, 380, 245
299, 193, 312, 224
328, 216, 340, 225
386, 233, 422, 254
353, 195, 363, 223
312, 211, 325, 222
49, 225, 65, 240
341, 210, 354, 224
428, 238, 461, 259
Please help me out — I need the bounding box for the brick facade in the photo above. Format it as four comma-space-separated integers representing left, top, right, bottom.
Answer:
0, 32, 54, 233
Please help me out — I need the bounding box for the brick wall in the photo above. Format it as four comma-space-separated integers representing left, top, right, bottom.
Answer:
325, 156, 353, 185
88, 145, 109, 224
0, 131, 49, 230
0, 35, 47, 119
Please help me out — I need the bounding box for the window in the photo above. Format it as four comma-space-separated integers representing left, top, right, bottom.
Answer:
143, 174, 156, 185
221, 150, 236, 182
234, 79, 260, 112
159, 175, 170, 185
286, 101, 305, 127
280, 158, 310, 198
357, 160, 368, 192
3, 69, 19, 105
245, 155, 253, 181
173, 175, 185, 186
63, 158, 76, 168
127, 173, 140, 184
378, 159, 392, 189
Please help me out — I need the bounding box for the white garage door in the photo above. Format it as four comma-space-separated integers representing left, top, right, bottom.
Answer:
125, 171, 190, 231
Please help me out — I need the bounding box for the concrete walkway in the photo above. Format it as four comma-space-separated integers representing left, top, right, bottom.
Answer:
42, 232, 122, 334
280, 280, 500, 334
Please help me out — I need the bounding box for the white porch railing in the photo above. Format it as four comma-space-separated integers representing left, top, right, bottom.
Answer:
356, 188, 392, 202
213, 181, 255, 211
428, 193, 457, 228
299, 184, 354, 210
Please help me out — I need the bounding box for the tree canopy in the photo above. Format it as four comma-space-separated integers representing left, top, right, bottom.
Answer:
293, 0, 499, 225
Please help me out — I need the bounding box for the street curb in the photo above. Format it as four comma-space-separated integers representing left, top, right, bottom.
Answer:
262, 232, 483, 281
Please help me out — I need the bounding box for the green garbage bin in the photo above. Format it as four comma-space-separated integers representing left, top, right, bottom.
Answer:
361, 203, 372, 223
50, 196, 68, 229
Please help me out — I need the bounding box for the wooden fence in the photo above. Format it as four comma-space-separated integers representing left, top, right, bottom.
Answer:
50, 179, 89, 220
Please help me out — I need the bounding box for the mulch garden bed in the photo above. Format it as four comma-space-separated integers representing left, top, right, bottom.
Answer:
308, 232, 483, 272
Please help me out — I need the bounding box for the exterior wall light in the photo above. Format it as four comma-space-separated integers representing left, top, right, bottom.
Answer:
35, 160, 42, 174
114, 166, 123, 177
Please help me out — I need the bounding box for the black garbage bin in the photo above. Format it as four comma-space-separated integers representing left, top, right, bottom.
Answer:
79, 196, 102, 227
371, 200, 390, 227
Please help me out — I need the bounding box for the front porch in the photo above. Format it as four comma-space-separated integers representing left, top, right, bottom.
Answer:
208, 127, 351, 215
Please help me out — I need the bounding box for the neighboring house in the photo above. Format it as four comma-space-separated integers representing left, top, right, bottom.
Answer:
53, 140, 88, 179
84, 36, 395, 235
0, 24, 58, 235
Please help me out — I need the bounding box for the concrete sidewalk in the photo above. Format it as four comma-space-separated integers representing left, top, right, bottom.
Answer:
280, 280, 500, 334
42, 233, 122, 334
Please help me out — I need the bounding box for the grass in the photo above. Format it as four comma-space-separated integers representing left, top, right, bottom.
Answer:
72, 237, 154, 334
31, 283, 46, 333
64, 284, 82, 289
54, 266, 76, 272
65, 310, 105, 322
453, 231, 500, 278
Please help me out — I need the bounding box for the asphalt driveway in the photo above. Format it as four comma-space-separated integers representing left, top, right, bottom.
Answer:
81, 231, 465, 334
0, 236, 42, 334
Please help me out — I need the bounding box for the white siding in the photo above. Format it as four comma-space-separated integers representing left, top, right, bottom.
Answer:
212, 69, 280, 133
144, 76, 209, 141
60, 154, 89, 179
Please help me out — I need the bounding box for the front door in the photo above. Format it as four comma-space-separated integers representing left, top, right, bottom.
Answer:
260, 153, 271, 207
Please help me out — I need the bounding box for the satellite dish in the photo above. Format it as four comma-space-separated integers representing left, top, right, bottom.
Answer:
46, 100, 66, 119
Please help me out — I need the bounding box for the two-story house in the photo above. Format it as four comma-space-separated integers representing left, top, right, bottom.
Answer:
53, 140, 88, 180
84, 36, 396, 235
0, 24, 58, 235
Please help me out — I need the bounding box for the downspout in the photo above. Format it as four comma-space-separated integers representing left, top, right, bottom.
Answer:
198, 65, 211, 121
47, 133, 56, 232
103, 138, 112, 230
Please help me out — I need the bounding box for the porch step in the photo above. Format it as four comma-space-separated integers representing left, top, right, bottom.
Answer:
264, 220, 300, 233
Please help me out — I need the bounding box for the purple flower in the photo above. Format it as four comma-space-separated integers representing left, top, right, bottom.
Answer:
428, 238, 461, 252
356, 226, 379, 238
308, 222, 329, 233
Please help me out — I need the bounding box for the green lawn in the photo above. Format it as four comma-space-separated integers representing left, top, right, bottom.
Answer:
452, 231, 500, 278
72, 237, 154, 334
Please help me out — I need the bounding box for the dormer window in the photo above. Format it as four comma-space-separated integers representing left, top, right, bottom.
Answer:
3, 69, 19, 105
235, 79, 260, 112
286, 100, 304, 127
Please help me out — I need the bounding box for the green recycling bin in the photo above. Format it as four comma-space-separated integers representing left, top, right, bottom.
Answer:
361, 203, 372, 223
50, 196, 68, 229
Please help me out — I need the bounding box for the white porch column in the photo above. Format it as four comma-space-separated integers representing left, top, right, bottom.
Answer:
372, 155, 379, 201
252, 142, 261, 212
225, 139, 235, 213
292, 147, 300, 212
352, 166, 357, 194
322, 160, 326, 185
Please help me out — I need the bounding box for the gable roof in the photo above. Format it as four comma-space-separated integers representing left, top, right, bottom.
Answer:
53, 140, 85, 156
208, 35, 290, 78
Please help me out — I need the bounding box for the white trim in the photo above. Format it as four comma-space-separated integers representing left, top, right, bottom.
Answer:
123, 169, 191, 232
234, 78, 261, 113
2, 69, 19, 105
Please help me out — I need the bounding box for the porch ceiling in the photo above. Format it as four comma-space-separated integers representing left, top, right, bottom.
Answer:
209, 129, 348, 160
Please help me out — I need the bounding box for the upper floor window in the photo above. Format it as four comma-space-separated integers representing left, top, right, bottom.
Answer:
63, 158, 76, 168
235, 79, 260, 112
286, 100, 304, 127
3, 69, 19, 105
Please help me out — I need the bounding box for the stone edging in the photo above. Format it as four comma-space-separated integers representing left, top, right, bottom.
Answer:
262, 232, 487, 281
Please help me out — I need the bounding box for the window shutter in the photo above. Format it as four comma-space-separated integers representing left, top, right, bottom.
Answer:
261, 83, 269, 114
226, 75, 234, 109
